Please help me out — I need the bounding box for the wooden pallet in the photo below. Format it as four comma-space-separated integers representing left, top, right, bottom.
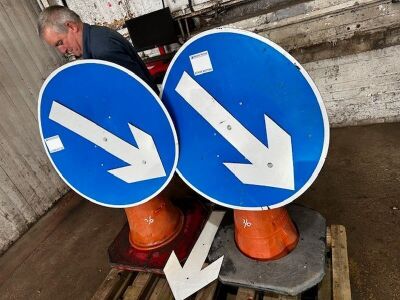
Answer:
92, 225, 351, 300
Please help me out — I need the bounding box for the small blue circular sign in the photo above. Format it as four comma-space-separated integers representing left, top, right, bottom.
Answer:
39, 60, 178, 208
161, 29, 329, 210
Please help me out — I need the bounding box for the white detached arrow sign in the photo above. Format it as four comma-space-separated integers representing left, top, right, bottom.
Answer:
164, 211, 225, 300
175, 72, 295, 190
49, 101, 166, 183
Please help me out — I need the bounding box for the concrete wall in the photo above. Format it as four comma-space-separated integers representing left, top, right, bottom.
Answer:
0, 0, 68, 255
223, 0, 400, 126
305, 46, 400, 126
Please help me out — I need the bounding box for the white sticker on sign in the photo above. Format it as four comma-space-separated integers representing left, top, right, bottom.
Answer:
190, 51, 213, 76
45, 135, 64, 153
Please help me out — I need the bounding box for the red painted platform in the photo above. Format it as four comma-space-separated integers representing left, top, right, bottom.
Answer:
108, 197, 209, 273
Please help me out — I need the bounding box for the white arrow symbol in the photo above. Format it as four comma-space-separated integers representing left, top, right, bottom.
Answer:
175, 72, 294, 190
48, 101, 166, 183
164, 211, 225, 300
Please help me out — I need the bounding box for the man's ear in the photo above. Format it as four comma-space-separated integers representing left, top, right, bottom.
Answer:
66, 22, 79, 32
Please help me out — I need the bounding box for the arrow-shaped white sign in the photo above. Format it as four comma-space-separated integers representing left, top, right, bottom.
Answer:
164, 211, 225, 300
48, 101, 166, 183
175, 72, 295, 190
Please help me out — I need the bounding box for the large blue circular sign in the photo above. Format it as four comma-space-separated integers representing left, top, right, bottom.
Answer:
39, 60, 178, 208
161, 29, 329, 210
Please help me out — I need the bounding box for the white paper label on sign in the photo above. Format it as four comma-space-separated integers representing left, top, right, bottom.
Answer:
190, 51, 213, 76
45, 135, 64, 153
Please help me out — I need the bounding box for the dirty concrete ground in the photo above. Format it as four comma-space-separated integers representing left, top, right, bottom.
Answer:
0, 193, 126, 300
297, 122, 400, 300
0, 122, 399, 300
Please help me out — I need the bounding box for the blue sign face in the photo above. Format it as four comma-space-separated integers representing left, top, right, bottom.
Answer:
39, 60, 178, 208
161, 29, 329, 210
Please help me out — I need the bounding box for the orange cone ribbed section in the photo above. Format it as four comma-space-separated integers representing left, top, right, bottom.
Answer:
234, 207, 299, 260
124, 196, 184, 250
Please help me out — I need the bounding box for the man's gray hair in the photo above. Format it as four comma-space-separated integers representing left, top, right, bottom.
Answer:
38, 5, 81, 37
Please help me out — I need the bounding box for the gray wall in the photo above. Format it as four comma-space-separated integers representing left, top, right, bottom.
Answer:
0, 0, 68, 255
224, 0, 400, 126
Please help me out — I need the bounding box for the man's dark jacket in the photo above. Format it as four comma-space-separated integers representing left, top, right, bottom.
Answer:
82, 23, 159, 93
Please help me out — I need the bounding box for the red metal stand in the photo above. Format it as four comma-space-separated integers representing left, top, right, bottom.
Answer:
108, 196, 208, 273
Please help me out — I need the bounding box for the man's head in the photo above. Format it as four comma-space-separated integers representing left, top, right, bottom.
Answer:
38, 6, 84, 57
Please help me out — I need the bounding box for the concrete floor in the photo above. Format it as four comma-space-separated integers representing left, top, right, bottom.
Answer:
298, 122, 400, 300
0, 122, 399, 300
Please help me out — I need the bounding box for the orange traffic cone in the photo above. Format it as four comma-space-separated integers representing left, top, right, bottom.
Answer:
124, 195, 184, 250
234, 207, 299, 260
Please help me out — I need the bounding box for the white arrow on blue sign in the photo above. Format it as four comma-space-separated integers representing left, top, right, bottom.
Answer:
39, 60, 178, 208
161, 28, 329, 210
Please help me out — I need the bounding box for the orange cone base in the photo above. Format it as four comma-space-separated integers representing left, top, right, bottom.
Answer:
108, 197, 209, 273
125, 196, 184, 250
234, 207, 299, 261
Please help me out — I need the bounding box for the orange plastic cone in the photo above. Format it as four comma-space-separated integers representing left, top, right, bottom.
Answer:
234, 207, 299, 260
124, 195, 184, 250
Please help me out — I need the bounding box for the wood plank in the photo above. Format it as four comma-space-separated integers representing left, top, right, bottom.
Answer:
330, 225, 351, 300
236, 287, 257, 300
91, 268, 132, 300
318, 255, 332, 300
318, 226, 332, 299
112, 271, 135, 300
326, 226, 332, 248
123, 272, 155, 300
263, 291, 300, 299
194, 279, 219, 300
148, 277, 174, 300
